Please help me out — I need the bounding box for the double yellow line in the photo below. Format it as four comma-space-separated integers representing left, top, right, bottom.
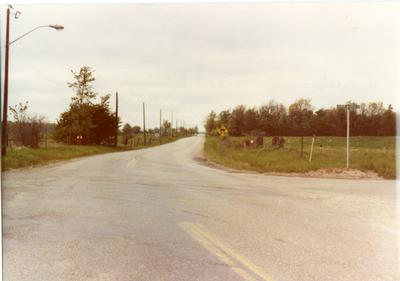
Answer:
126, 157, 138, 168
179, 222, 275, 281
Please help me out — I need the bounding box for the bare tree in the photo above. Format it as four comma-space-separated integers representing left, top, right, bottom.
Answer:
9, 102, 46, 148
288, 98, 313, 157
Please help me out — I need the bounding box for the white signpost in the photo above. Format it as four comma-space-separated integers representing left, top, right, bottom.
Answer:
338, 103, 358, 169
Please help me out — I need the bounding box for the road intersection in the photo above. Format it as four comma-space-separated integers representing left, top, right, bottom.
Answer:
3, 136, 398, 281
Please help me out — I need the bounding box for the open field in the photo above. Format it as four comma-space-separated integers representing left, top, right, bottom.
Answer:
2, 135, 182, 170
204, 136, 396, 179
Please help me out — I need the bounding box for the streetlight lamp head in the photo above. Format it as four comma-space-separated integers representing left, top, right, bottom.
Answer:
49, 24, 64, 30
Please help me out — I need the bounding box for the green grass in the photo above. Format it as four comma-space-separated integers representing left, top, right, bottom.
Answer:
204, 136, 396, 179
3, 135, 183, 171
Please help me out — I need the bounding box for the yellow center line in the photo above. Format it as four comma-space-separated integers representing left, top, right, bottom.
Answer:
126, 158, 137, 168
193, 223, 275, 281
179, 222, 275, 281
180, 223, 258, 281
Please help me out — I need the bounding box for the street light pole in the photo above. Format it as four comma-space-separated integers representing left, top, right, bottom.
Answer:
8, 24, 63, 46
2, 7, 11, 156
1, 6, 64, 156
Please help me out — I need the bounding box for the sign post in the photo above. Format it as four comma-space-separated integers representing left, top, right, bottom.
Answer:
309, 135, 315, 163
338, 102, 359, 169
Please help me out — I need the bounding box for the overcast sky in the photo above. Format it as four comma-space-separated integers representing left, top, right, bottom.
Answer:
2, 1, 399, 129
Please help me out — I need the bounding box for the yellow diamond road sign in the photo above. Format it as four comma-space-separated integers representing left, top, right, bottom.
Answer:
218, 126, 228, 136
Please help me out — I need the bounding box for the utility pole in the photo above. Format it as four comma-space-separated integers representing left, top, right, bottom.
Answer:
143, 102, 146, 145
45, 123, 48, 147
159, 109, 162, 144
0, 7, 3, 156
115, 91, 118, 147
176, 119, 178, 136
346, 106, 350, 168
170, 111, 173, 137
2, 7, 11, 156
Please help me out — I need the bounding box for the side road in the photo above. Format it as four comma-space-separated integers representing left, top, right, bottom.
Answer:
3, 135, 398, 281
2, 135, 183, 170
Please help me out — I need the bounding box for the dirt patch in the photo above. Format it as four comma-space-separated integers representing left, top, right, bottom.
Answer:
265, 168, 383, 180
193, 155, 239, 172
195, 155, 384, 180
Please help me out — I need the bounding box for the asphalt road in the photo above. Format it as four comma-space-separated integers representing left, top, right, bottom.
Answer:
2, 136, 399, 281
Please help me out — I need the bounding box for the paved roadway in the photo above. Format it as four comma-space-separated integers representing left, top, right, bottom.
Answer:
2, 136, 399, 281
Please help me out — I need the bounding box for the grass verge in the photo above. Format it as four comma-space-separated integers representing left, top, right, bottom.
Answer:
204, 136, 396, 179
2, 135, 182, 171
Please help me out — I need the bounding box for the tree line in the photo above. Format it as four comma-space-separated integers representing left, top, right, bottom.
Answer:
54, 66, 198, 145
121, 122, 198, 144
205, 99, 396, 137
8, 66, 198, 148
